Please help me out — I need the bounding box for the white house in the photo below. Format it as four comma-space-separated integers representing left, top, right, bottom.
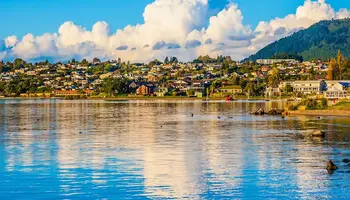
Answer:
293, 80, 324, 94
324, 80, 350, 99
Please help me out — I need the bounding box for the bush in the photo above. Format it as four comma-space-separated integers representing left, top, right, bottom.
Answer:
300, 98, 328, 110
303, 98, 318, 110
288, 104, 299, 111
320, 98, 328, 109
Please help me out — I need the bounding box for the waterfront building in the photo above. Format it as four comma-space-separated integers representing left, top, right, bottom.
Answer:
256, 59, 298, 65
293, 80, 325, 94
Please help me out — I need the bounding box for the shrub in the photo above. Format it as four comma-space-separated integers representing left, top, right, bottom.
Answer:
288, 104, 299, 111
320, 98, 328, 109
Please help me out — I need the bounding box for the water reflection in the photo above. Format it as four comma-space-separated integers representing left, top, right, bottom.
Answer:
0, 100, 349, 199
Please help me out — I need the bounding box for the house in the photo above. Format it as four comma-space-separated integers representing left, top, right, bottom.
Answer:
136, 85, 156, 96
324, 80, 350, 99
293, 80, 325, 94
154, 87, 170, 97
218, 85, 242, 94
324, 86, 348, 99
55, 90, 80, 97
261, 66, 271, 73
186, 87, 205, 98
265, 87, 281, 97
278, 81, 294, 93
257, 59, 298, 65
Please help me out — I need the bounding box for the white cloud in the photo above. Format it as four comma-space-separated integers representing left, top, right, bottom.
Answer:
5, 35, 17, 48
0, 0, 349, 62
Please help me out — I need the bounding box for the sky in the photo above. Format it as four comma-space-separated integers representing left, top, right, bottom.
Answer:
0, 0, 350, 62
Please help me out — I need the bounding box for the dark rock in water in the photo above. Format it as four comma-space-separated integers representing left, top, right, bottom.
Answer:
327, 160, 338, 171
300, 130, 325, 139
190, 113, 194, 117
311, 130, 325, 138
252, 108, 265, 115
217, 116, 221, 119
267, 108, 284, 115
343, 159, 350, 163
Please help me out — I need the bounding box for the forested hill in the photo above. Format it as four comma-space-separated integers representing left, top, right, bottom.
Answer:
245, 18, 350, 61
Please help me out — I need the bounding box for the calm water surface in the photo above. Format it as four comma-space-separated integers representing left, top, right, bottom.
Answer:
0, 99, 350, 199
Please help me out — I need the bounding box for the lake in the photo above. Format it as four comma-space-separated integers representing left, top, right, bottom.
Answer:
0, 99, 350, 199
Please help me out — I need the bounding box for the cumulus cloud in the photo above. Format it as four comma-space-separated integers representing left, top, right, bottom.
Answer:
0, 0, 349, 62
5, 36, 18, 48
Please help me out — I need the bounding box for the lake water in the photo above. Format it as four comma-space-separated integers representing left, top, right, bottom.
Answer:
0, 99, 350, 199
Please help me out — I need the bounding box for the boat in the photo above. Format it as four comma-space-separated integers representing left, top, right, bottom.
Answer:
226, 96, 235, 102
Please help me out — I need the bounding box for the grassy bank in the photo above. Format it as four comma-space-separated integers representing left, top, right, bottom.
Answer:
289, 100, 350, 117
328, 102, 350, 111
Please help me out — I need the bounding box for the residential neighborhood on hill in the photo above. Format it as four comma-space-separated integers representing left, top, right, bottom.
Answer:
0, 53, 350, 100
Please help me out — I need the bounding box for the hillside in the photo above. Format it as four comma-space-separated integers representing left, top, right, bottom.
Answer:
246, 19, 350, 61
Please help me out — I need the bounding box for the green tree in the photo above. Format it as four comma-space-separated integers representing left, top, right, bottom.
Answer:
327, 58, 336, 80
267, 67, 280, 87
170, 57, 178, 64
93, 57, 101, 64
239, 79, 248, 90
102, 78, 130, 96
81, 58, 89, 66
337, 50, 344, 80
244, 82, 255, 97
164, 57, 169, 64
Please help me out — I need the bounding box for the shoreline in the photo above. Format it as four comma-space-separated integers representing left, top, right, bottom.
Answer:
0, 96, 289, 101
288, 110, 350, 117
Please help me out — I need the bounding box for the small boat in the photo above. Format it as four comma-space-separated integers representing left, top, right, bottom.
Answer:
265, 99, 270, 102
225, 97, 235, 102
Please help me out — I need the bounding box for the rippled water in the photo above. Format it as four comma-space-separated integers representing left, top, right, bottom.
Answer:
0, 99, 350, 199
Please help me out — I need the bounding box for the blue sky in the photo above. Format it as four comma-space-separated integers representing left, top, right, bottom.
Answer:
1, 0, 350, 62
1, 0, 349, 38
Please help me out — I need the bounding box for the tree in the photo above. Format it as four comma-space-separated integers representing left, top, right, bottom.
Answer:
244, 82, 255, 97
164, 57, 169, 64
81, 58, 89, 66
209, 80, 221, 94
118, 58, 122, 64
0, 61, 3, 73
327, 58, 336, 80
93, 57, 101, 64
267, 67, 280, 87
102, 78, 130, 96
222, 59, 229, 70
148, 59, 161, 67
337, 50, 344, 80
13, 58, 24, 69
229, 74, 240, 85
170, 57, 178, 64
239, 79, 248, 90
71, 58, 76, 64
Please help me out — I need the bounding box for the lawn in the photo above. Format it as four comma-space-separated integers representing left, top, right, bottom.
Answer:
329, 102, 350, 111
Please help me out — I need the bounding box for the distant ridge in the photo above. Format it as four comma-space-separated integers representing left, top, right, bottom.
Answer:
245, 18, 350, 62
